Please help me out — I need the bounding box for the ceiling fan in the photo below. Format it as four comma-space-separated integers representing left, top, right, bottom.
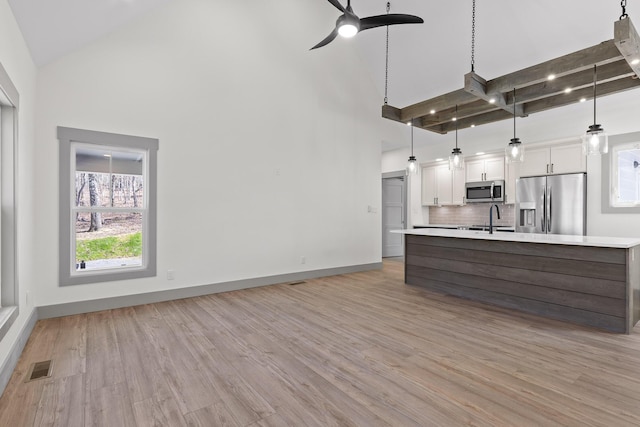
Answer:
311, 0, 423, 50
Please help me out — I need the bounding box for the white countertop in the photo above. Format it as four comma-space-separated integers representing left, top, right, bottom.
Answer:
393, 228, 640, 249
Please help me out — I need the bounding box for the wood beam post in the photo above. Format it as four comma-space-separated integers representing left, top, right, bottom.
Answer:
615, 17, 640, 77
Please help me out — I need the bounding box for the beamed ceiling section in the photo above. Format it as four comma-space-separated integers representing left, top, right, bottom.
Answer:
382, 18, 640, 134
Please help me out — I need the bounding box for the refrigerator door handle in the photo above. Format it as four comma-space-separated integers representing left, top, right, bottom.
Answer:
541, 186, 546, 231
548, 186, 552, 233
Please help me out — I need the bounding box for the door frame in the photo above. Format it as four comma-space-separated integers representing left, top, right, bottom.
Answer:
382, 171, 408, 257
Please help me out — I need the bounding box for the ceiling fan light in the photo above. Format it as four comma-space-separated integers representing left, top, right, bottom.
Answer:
582, 124, 608, 155
506, 138, 525, 163
338, 23, 358, 38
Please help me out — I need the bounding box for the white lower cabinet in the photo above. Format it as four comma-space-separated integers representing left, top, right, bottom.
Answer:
422, 164, 465, 206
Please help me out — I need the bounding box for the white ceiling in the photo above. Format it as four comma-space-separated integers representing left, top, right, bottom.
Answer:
7, 0, 639, 151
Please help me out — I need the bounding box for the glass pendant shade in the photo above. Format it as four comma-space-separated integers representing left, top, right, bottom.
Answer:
582, 124, 608, 155
407, 156, 418, 175
582, 65, 608, 155
506, 88, 524, 163
406, 121, 418, 175
449, 148, 464, 170
506, 138, 525, 163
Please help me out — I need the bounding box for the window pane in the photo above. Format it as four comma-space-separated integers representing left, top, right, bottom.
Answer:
616, 147, 640, 205
75, 212, 143, 271
75, 172, 110, 208
111, 174, 144, 208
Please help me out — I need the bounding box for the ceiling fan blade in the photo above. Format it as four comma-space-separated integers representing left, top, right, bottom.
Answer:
359, 14, 424, 31
326, 0, 346, 13
310, 28, 339, 50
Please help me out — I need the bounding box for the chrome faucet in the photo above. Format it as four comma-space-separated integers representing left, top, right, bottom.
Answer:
489, 204, 501, 234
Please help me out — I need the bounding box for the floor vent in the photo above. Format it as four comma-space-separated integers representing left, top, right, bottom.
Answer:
288, 281, 306, 286
26, 360, 53, 382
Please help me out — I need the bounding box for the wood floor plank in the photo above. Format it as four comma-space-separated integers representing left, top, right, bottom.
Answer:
2, 259, 640, 426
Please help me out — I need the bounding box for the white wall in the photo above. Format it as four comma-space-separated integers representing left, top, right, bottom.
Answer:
33, 0, 398, 306
382, 90, 640, 237
0, 0, 37, 372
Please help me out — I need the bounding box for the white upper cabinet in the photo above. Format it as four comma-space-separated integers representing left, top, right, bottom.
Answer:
519, 142, 586, 177
422, 163, 465, 206
465, 155, 505, 182
505, 161, 520, 205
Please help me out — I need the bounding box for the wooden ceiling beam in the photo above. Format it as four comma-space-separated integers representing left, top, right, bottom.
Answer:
508, 59, 635, 105
615, 17, 640, 77
464, 71, 525, 116
524, 76, 640, 116
381, 18, 640, 134
485, 40, 623, 94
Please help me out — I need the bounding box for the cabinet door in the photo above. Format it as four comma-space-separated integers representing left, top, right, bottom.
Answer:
465, 159, 485, 182
421, 166, 437, 206
550, 143, 586, 174
452, 167, 466, 205
519, 147, 550, 177
436, 165, 453, 205
505, 161, 520, 204
484, 157, 505, 181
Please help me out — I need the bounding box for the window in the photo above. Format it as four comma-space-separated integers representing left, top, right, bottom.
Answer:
602, 132, 640, 213
0, 61, 19, 341
58, 127, 158, 286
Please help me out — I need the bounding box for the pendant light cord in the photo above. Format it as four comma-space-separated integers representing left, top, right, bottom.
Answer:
620, 0, 628, 20
455, 105, 459, 149
593, 65, 597, 125
470, 0, 476, 72
513, 88, 516, 138
410, 119, 414, 155
384, 2, 390, 104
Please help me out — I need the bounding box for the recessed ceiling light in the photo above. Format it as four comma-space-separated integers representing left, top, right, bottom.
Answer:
471, 124, 476, 128
548, 74, 556, 81
430, 109, 436, 114
435, 158, 444, 162
580, 97, 587, 102
564, 88, 572, 94
406, 121, 412, 126
452, 117, 457, 121
489, 98, 496, 104
476, 152, 485, 155
103, 154, 111, 158
632, 58, 640, 65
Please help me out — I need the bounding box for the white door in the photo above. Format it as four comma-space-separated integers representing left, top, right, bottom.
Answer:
382, 177, 406, 257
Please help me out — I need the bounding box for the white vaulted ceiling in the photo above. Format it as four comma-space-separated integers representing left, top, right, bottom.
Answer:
7, 0, 640, 151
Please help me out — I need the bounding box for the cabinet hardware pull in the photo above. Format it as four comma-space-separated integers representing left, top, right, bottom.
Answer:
546, 164, 549, 174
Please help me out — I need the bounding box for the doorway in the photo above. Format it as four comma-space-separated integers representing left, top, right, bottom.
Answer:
382, 173, 407, 258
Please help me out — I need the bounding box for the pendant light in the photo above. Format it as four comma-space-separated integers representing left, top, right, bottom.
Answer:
406, 120, 418, 175
506, 88, 524, 163
582, 64, 608, 155
449, 105, 464, 170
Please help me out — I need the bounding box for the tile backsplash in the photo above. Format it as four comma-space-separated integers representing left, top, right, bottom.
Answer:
428, 203, 514, 227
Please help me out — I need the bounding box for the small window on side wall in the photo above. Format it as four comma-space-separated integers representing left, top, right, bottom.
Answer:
602, 132, 640, 213
58, 127, 158, 286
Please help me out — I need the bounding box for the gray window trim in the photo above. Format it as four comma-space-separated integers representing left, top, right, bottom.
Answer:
601, 131, 640, 214
58, 126, 158, 286
0, 61, 19, 342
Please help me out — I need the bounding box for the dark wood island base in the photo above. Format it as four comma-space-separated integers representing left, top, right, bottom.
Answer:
404, 233, 640, 334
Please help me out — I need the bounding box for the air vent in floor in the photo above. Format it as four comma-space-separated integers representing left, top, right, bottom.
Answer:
25, 360, 53, 382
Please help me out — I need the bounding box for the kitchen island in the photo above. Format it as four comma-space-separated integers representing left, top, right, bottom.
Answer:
394, 228, 640, 333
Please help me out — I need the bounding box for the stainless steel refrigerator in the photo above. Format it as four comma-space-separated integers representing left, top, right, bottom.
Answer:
515, 172, 586, 235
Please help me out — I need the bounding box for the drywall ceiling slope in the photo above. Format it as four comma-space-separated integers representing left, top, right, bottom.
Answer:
8, 0, 173, 66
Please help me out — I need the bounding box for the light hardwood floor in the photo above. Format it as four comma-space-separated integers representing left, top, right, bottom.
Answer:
1, 259, 640, 426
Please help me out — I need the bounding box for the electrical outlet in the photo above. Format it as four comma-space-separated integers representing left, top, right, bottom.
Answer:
300, 256, 306, 264
26, 291, 29, 305
167, 270, 175, 280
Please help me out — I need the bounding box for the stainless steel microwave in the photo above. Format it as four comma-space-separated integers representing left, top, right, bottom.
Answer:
465, 180, 505, 203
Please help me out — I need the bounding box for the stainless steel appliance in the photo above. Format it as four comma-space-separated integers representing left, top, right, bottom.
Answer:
465, 180, 505, 203
515, 173, 586, 235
